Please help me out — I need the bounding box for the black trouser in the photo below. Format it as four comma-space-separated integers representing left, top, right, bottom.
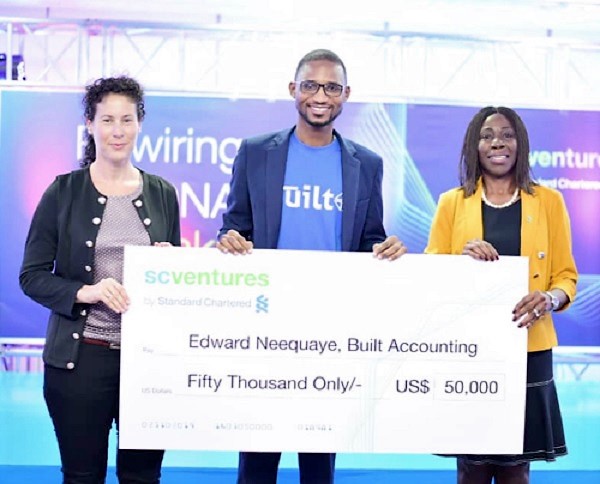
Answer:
44, 342, 164, 483
237, 452, 335, 484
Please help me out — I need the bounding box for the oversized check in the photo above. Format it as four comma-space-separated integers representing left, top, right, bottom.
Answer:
120, 247, 528, 454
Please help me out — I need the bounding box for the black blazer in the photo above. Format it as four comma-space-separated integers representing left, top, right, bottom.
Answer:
19, 167, 180, 369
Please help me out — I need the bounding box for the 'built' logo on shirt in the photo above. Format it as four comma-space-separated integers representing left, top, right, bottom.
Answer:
282, 185, 343, 211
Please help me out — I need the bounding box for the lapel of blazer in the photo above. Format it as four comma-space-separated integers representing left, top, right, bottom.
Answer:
338, 131, 360, 251
520, 188, 540, 258
265, 128, 293, 249
463, 181, 485, 243
466, 180, 539, 258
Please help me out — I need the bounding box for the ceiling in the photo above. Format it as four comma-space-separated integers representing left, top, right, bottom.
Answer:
1, 0, 599, 45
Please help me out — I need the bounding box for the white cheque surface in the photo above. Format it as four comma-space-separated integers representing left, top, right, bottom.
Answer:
120, 247, 528, 454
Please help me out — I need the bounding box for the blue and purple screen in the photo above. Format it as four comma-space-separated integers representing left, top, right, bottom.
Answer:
1, 90, 598, 346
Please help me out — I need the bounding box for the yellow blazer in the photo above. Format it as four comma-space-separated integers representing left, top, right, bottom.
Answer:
425, 181, 577, 352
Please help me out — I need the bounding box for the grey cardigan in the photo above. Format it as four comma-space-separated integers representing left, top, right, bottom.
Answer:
19, 167, 180, 369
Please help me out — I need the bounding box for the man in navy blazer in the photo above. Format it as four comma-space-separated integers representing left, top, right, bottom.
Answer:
217, 48, 407, 484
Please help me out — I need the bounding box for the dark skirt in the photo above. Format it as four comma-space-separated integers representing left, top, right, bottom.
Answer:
456, 349, 567, 465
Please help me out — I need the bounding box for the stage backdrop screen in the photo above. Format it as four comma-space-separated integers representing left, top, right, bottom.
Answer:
1, 89, 598, 346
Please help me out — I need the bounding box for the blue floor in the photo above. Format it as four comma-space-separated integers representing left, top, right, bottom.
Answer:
2, 467, 600, 483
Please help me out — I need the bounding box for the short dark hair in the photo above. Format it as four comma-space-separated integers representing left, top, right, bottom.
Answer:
80, 75, 145, 167
459, 106, 535, 196
294, 49, 347, 84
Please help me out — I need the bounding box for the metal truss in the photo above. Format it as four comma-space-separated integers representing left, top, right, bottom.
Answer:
1, 17, 599, 109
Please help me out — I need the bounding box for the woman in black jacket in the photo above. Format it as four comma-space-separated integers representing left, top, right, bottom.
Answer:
20, 75, 180, 483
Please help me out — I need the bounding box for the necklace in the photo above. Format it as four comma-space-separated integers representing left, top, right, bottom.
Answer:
481, 187, 520, 209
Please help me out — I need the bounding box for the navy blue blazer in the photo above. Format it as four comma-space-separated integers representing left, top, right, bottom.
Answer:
219, 127, 387, 251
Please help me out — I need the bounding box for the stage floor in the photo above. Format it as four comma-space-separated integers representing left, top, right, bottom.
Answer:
2, 467, 600, 483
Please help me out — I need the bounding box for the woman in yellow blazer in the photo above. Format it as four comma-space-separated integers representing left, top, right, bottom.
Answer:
425, 106, 577, 484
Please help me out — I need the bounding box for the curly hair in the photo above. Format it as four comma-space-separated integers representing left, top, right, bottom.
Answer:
294, 48, 347, 84
459, 106, 536, 196
80, 76, 145, 167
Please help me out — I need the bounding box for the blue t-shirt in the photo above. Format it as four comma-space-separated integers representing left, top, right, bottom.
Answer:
277, 133, 343, 251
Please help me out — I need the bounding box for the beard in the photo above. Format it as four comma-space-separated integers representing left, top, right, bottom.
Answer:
298, 106, 343, 128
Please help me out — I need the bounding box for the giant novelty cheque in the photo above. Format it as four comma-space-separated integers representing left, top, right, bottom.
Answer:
120, 247, 528, 454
